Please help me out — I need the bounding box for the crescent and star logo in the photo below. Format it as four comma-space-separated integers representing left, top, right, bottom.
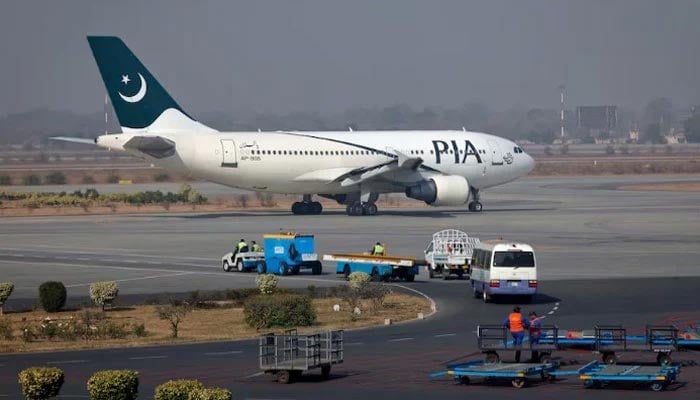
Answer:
118, 73, 147, 103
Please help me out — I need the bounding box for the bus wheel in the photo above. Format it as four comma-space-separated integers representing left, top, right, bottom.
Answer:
482, 289, 491, 303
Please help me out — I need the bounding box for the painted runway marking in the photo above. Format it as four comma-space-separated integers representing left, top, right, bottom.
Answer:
434, 333, 457, 338
65, 272, 194, 288
128, 355, 167, 360
204, 351, 243, 356
46, 359, 88, 365
245, 372, 264, 379
0, 245, 216, 262
387, 337, 414, 342
345, 342, 364, 346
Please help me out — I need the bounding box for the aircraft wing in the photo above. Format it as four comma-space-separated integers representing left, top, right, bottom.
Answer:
292, 149, 429, 187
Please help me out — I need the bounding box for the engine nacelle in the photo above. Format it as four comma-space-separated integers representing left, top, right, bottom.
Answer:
405, 175, 470, 206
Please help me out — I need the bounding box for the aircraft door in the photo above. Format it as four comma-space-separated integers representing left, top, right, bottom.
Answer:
220, 139, 238, 167
487, 140, 503, 166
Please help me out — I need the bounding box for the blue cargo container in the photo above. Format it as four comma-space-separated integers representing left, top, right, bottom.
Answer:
263, 233, 322, 275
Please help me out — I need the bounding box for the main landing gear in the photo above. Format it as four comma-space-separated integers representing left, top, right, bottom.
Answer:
467, 187, 483, 212
346, 202, 378, 216
291, 194, 323, 215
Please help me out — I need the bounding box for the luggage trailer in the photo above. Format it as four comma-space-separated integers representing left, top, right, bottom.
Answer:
324, 253, 421, 282
259, 329, 344, 384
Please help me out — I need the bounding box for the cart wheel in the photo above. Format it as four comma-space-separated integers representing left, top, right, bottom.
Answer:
370, 267, 380, 282
650, 382, 666, 392
458, 376, 470, 385
277, 370, 292, 384
257, 261, 267, 274
405, 273, 415, 282
484, 352, 500, 364
222, 261, 231, 272
321, 365, 331, 379
539, 353, 552, 364
511, 378, 525, 389
602, 352, 617, 365
343, 265, 351, 280
657, 353, 671, 366
428, 267, 434, 279
583, 379, 597, 389
236, 259, 244, 272
280, 261, 289, 276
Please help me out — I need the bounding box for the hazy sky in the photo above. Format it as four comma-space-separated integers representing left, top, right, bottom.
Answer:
1, 0, 698, 117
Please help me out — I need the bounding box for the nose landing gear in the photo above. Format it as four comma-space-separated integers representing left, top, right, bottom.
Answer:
468, 187, 483, 212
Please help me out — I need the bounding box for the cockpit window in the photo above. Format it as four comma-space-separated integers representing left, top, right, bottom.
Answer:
513, 147, 524, 154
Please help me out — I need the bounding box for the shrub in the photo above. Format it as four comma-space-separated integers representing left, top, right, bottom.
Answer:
605, 145, 615, 155
86, 370, 138, 400
0, 174, 11, 185
106, 174, 120, 184
255, 274, 278, 295
244, 295, 316, 329
559, 144, 569, 155
89, 281, 119, 311
154, 173, 170, 182
44, 172, 66, 185
18, 367, 65, 400
543, 146, 552, 156
38, 281, 67, 313
132, 323, 147, 337
188, 387, 232, 400
155, 302, 192, 338
154, 379, 205, 400
23, 175, 41, 185
348, 272, 371, 291
0, 318, 12, 340
0, 282, 14, 315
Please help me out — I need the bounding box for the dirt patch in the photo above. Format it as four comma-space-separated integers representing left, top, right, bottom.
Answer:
0, 293, 431, 354
618, 182, 700, 192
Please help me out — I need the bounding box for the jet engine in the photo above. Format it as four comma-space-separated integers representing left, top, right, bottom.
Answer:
405, 175, 470, 206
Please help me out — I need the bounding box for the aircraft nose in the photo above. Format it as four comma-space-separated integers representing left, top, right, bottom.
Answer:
523, 152, 535, 174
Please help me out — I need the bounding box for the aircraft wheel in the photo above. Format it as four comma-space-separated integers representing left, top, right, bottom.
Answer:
468, 201, 483, 212
291, 202, 302, 215
363, 202, 378, 216
346, 202, 364, 216
310, 201, 323, 215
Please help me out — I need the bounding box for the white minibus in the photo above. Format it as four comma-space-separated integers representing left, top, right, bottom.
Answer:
470, 240, 537, 303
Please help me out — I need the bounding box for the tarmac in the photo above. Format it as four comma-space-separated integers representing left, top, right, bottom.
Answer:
1, 175, 699, 398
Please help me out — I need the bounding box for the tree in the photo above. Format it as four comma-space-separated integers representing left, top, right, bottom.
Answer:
643, 97, 675, 133
684, 114, 700, 143
155, 302, 191, 338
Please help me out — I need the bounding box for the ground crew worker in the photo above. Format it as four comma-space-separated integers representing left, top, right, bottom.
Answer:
529, 311, 542, 362
371, 242, 385, 256
503, 306, 530, 362
251, 241, 262, 252
234, 239, 248, 257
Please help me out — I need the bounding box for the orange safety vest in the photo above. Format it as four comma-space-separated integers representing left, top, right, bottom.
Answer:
509, 313, 524, 332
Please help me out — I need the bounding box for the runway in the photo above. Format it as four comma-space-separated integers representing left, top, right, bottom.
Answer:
1, 175, 699, 398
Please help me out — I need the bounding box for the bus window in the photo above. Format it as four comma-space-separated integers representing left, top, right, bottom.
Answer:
493, 251, 535, 267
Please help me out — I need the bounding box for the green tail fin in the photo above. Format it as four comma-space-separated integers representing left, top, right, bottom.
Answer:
87, 36, 193, 130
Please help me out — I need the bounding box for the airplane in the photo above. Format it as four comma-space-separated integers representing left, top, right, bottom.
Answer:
54, 36, 535, 217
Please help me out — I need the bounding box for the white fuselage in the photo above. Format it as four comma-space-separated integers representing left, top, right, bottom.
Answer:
97, 129, 534, 196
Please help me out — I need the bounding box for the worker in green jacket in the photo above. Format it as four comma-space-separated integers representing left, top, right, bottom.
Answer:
371, 242, 385, 256
251, 241, 262, 252
234, 239, 248, 257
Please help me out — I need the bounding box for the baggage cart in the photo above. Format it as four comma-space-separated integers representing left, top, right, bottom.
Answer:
324, 253, 420, 282
259, 329, 344, 384
477, 324, 559, 364
430, 360, 559, 388
552, 361, 681, 392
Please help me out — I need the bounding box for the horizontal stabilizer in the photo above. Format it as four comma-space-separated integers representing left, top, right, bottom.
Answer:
50, 136, 97, 145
